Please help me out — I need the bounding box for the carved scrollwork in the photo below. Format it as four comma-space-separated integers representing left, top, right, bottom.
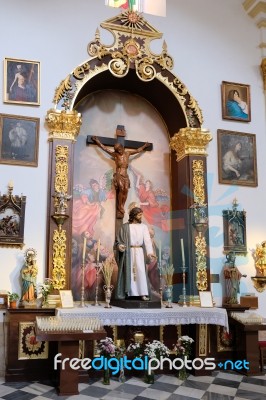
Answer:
135, 57, 156, 81
108, 56, 129, 77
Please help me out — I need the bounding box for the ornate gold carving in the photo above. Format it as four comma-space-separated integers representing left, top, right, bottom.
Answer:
195, 234, 208, 291
55, 145, 69, 193
170, 128, 212, 162
52, 228, 67, 289
198, 324, 207, 356
46, 109, 82, 141
261, 58, 266, 90
192, 160, 205, 205
51, 12, 202, 127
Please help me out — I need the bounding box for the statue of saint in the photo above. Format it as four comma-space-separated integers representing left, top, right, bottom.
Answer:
223, 252, 246, 304
21, 248, 38, 305
92, 136, 149, 218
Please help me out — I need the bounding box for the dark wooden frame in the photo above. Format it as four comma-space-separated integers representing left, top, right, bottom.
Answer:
0, 113, 40, 167
217, 129, 257, 187
221, 81, 251, 122
3, 57, 40, 106
222, 206, 247, 255
0, 186, 26, 248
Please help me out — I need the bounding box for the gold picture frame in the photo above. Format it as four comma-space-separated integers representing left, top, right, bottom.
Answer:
4, 57, 40, 106
217, 129, 257, 187
0, 113, 40, 167
18, 322, 48, 360
221, 81, 251, 122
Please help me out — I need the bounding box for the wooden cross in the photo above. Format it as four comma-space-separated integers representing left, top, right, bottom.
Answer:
87, 125, 153, 151
87, 125, 153, 233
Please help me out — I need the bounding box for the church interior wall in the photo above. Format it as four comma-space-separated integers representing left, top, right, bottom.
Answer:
0, 0, 266, 345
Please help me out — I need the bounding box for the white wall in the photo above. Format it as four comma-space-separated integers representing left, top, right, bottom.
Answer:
0, 1, 265, 314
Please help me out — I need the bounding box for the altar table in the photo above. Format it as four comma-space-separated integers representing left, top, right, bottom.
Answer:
56, 303, 229, 331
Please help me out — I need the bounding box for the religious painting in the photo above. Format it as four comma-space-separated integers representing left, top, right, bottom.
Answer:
0, 183, 26, 248
0, 113, 40, 167
221, 81, 251, 122
217, 129, 257, 187
71, 90, 171, 301
222, 200, 247, 255
216, 326, 234, 352
3, 58, 40, 106
18, 322, 48, 360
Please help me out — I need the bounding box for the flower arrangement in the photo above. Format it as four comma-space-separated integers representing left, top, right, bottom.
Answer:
38, 278, 54, 303
127, 340, 145, 358
174, 335, 194, 358
144, 340, 170, 359
102, 255, 117, 286
97, 337, 116, 357
161, 264, 174, 285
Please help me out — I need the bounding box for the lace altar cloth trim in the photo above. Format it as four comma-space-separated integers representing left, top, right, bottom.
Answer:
56, 304, 228, 330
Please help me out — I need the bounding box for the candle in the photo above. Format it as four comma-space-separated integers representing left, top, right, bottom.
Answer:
82, 236, 87, 262
180, 238, 185, 264
97, 239, 101, 263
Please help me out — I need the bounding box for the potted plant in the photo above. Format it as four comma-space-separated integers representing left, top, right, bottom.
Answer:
8, 292, 20, 308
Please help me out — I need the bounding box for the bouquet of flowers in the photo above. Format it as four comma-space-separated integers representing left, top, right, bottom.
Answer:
127, 340, 145, 358
97, 337, 116, 357
38, 278, 53, 303
144, 340, 170, 359
174, 335, 194, 358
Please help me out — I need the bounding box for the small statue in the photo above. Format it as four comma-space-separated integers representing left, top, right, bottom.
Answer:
21, 248, 38, 306
223, 252, 246, 305
255, 241, 266, 276
53, 191, 72, 215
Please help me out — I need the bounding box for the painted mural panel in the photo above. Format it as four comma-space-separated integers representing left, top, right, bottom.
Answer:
72, 90, 171, 301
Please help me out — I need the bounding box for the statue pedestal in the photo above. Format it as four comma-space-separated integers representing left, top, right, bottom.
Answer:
111, 296, 161, 309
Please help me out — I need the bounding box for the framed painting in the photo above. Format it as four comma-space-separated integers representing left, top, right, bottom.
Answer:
0, 183, 26, 248
0, 113, 40, 167
3, 57, 40, 106
18, 322, 48, 360
217, 129, 257, 187
222, 199, 247, 255
221, 81, 251, 122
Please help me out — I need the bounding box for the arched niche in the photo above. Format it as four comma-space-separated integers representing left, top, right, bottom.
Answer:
45, 10, 212, 303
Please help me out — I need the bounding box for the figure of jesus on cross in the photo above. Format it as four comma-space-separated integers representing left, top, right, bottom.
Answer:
88, 125, 152, 219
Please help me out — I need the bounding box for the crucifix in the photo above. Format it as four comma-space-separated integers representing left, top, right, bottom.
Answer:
87, 125, 153, 225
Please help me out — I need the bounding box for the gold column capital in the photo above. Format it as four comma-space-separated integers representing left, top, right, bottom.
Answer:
170, 127, 212, 162
261, 58, 266, 90
46, 109, 82, 141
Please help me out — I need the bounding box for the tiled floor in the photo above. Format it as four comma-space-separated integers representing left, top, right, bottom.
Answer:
0, 371, 266, 400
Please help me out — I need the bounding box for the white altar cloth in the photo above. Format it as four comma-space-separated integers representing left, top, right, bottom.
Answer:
56, 304, 228, 331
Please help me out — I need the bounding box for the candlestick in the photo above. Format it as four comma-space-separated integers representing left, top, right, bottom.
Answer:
97, 239, 100, 263
82, 237, 87, 262
180, 238, 185, 264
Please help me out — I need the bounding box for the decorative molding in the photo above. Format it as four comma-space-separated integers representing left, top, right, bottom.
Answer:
46, 109, 81, 142
169, 128, 212, 162
261, 58, 266, 90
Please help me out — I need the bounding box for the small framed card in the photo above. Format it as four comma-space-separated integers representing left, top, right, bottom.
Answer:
0, 293, 8, 309
59, 290, 74, 308
199, 291, 214, 308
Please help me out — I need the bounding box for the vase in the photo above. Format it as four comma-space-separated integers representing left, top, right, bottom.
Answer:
119, 368, 126, 383
178, 366, 188, 380
103, 368, 110, 385
164, 285, 173, 308
103, 285, 114, 308
144, 370, 155, 384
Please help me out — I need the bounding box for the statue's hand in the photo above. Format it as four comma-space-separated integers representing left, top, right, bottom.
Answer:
91, 136, 97, 142
118, 244, 126, 252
